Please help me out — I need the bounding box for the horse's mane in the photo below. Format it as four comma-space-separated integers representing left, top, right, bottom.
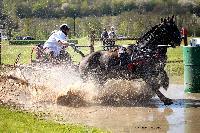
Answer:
136, 23, 160, 45
135, 16, 177, 50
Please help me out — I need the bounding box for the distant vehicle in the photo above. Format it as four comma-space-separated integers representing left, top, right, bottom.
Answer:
15, 36, 23, 40
23, 36, 35, 40
2, 36, 8, 40
117, 35, 127, 39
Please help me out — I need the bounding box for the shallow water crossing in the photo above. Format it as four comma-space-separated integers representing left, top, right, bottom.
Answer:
1, 65, 200, 133
39, 84, 200, 133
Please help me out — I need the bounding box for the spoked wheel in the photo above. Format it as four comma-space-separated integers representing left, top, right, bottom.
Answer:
58, 50, 73, 64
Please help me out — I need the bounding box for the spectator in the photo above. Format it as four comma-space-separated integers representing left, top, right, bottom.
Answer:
108, 26, 117, 50
180, 27, 188, 46
101, 28, 109, 50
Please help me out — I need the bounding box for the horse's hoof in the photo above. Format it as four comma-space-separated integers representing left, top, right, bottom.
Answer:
163, 99, 173, 105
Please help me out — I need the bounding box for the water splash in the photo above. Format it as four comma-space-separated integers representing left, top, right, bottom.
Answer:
1, 64, 155, 108
97, 79, 155, 106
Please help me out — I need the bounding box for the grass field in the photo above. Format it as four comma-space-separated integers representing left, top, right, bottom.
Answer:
166, 47, 184, 76
0, 105, 107, 133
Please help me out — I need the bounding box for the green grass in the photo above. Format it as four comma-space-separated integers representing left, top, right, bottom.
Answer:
1, 44, 34, 64
1, 38, 134, 64
166, 46, 184, 76
167, 46, 183, 61
0, 106, 107, 133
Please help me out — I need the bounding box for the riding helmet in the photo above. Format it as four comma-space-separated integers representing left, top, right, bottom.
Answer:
60, 24, 70, 31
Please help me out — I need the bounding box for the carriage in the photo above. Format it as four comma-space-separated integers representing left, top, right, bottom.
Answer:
31, 42, 84, 67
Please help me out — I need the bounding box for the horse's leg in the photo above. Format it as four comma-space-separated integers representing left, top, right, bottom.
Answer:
160, 70, 169, 90
145, 74, 173, 105
159, 55, 169, 90
153, 86, 173, 105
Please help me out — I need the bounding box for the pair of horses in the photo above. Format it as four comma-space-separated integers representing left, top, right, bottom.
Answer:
78, 16, 182, 105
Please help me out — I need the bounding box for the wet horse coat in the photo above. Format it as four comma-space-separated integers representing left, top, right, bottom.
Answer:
79, 16, 182, 105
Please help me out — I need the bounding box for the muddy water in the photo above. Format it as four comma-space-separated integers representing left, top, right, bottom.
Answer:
29, 84, 200, 133
1, 65, 200, 133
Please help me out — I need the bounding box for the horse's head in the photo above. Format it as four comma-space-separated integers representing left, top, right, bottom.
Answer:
159, 15, 182, 47
136, 15, 181, 49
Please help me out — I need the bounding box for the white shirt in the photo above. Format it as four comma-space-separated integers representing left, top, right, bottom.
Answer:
43, 30, 68, 56
108, 30, 117, 39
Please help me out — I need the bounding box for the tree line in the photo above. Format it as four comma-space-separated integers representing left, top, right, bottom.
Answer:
3, 0, 200, 18
1, 0, 200, 39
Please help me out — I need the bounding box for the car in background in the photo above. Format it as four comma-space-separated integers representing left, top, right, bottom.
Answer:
23, 36, 35, 40
15, 36, 23, 40
117, 35, 127, 40
1, 35, 8, 40
15, 36, 35, 40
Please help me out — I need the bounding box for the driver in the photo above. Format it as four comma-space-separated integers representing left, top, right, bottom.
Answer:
43, 24, 70, 58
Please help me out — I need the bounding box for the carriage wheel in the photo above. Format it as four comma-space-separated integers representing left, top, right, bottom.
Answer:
58, 50, 73, 65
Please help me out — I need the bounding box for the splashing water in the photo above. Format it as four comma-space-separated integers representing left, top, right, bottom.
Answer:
0, 64, 155, 108
97, 79, 155, 106
1, 64, 99, 107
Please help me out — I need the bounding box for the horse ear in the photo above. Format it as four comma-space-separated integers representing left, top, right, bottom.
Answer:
164, 18, 167, 24
167, 16, 170, 22
172, 15, 175, 21
161, 18, 163, 23
172, 15, 175, 19
170, 15, 175, 24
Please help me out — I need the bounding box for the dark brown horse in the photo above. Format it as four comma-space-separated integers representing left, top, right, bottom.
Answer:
79, 16, 182, 105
